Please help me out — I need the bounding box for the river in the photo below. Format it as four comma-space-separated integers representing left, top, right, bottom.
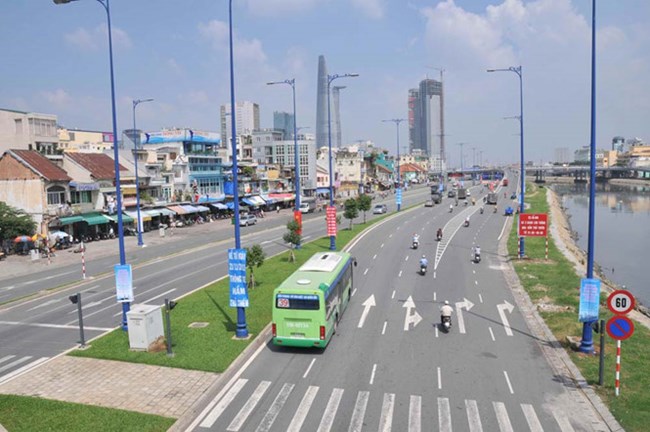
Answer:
551, 182, 650, 307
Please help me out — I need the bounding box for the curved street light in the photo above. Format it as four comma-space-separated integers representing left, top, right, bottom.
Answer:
381, 119, 406, 211
132, 98, 154, 247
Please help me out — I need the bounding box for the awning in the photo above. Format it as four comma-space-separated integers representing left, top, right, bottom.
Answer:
242, 198, 256, 206
157, 208, 175, 217
195, 205, 211, 212
316, 187, 331, 195
248, 196, 266, 206
104, 213, 134, 223
269, 193, 295, 202
144, 209, 162, 218
260, 195, 278, 204
181, 205, 199, 213
167, 205, 187, 215
58, 215, 84, 225
125, 210, 151, 222
197, 195, 225, 203
81, 213, 110, 226
226, 202, 235, 210
210, 203, 228, 210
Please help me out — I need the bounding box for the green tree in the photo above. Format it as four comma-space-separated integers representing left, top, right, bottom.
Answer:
283, 219, 302, 262
343, 198, 359, 229
0, 202, 36, 242
356, 194, 373, 224
245, 244, 266, 289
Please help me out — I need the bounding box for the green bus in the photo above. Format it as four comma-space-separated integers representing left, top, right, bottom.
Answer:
272, 251, 356, 348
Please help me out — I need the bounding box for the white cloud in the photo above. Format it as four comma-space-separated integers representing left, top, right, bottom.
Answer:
351, 0, 384, 19
42, 89, 72, 107
198, 20, 267, 64
64, 24, 132, 52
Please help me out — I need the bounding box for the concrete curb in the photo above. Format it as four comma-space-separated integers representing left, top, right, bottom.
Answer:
498, 188, 623, 432
0, 422, 7, 432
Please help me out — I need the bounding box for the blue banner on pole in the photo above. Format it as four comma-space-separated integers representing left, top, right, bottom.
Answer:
396, 188, 402, 205
228, 248, 249, 308
578, 278, 601, 322
114, 264, 134, 303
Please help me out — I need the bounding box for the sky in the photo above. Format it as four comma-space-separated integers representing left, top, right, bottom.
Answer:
1, 0, 648, 168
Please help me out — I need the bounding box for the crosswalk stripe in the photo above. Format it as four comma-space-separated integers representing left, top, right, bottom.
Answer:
378, 393, 395, 432
317, 388, 344, 432
493, 402, 514, 432
553, 411, 576, 432
0, 357, 49, 385
409, 395, 422, 432
0, 356, 31, 374
348, 391, 370, 432
521, 404, 544, 432
438, 397, 452, 432
465, 399, 484, 432
287, 385, 319, 432
226, 380, 271, 431
199, 378, 248, 428
0, 355, 16, 365
255, 383, 294, 432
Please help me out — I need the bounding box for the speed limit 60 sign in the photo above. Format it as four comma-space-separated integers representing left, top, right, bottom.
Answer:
607, 290, 635, 315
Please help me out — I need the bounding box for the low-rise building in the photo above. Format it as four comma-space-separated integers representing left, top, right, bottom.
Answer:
58, 128, 113, 153
0, 108, 59, 155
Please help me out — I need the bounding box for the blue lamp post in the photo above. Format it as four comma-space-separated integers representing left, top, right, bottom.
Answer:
267, 78, 300, 248
54, 0, 130, 330
487, 65, 525, 258
579, 0, 598, 354
381, 119, 405, 211
229, 0, 247, 338
132, 98, 153, 248
327, 73, 358, 251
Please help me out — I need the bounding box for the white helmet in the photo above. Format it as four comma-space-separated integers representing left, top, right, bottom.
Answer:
422, 255, 426, 258
444, 300, 449, 305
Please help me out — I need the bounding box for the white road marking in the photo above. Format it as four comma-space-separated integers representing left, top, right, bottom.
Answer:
364, 268, 369, 275
497, 215, 510, 241
497, 301, 515, 336
369, 364, 377, 385
287, 386, 319, 432
437, 366, 442, 389
398, 270, 402, 277
199, 378, 248, 427
381, 243, 384, 248
479, 294, 483, 303
357, 295, 376, 328
255, 382, 294, 432
435, 326, 439, 338
71, 284, 166, 324
0, 357, 49, 386
0, 355, 16, 365
378, 393, 395, 432
348, 391, 369, 432
433, 271, 436, 279
351, 288, 357, 297
438, 397, 452, 432
455, 298, 474, 334
112, 288, 177, 317
26, 299, 60, 312
521, 404, 543, 432
409, 395, 422, 432
493, 402, 514, 432
316, 388, 344, 432
403, 296, 422, 331
503, 371, 514, 394
405, 255, 409, 261
381, 321, 387, 335
0, 285, 16, 291
373, 254, 377, 260
475, 280, 478, 285
465, 399, 484, 432
553, 412, 576, 432
0, 356, 31, 374
0, 320, 111, 332
389, 234, 393, 238
473, 270, 476, 274
303, 358, 316, 378
433, 292, 437, 301
227, 380, 271, 431
391, 290, 395, 299
20, 270, 77, 286
489, 327, 496, 342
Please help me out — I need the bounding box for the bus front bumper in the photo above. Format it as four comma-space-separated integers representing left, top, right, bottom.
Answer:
273, 337, 325, 348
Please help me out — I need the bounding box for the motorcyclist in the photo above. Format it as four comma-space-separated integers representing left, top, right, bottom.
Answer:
440, 300, 454, 323
412, 233, 420, 247
471, 197, 476, 206
449, 204, 453, 213
480, 206, 484, 214
419, 255, 428, 268
473, 245, 481, 260
436, 228, 443, 240
465, 216, 470, 226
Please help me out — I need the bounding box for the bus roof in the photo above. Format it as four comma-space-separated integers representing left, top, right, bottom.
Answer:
275, 251, 352, 294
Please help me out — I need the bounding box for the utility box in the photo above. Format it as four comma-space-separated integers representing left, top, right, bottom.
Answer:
126, 304, 164, 351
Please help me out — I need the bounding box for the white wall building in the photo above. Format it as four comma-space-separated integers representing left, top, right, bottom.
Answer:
0, 108, 59, 155
220, 101, 260, 148
252, 130, 317, 189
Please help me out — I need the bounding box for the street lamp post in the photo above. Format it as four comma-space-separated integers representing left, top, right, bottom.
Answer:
132, 98, 153, 247
267, 79, 300, 248
327, 73, 358, 251
487, 65, 525, 258
382, 119, 406, 211
580, 0, 598, 354
54, 0, 130, 330
228, 0, 247, 338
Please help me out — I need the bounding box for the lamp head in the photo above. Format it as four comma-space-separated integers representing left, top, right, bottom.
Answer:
53, 0, 74, 4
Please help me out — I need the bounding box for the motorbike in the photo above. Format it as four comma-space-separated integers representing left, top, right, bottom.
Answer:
474, 251, 481, 263
436, 233, 442, 242
449, 207, 453, 213
420, 263, 427, 275
464, 220, 470, 227
412, 240, 419, 249
493, 207, 498, 214
480, 207, 484, 214
441, 315, 452, 331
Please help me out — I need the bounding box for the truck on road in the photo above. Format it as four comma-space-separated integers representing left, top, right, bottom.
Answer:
457, 188, 467, 200
487, 192, 498, 205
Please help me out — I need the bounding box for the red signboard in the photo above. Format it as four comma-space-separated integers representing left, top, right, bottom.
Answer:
293, 210, 303, 235
518, 213, 548, 237
607, 290, 635, 315
606, 316, 635, 341
326, 206, 337, 237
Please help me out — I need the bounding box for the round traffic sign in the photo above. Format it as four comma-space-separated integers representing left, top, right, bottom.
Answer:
607, 290, 635, 315
606, 316, 635, 341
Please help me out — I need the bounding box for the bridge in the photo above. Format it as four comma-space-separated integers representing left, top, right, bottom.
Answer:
525, 165, 650, 183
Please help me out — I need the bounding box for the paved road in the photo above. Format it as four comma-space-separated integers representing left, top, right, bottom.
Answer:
0, 186, 432, 385
184, 177, 597, 431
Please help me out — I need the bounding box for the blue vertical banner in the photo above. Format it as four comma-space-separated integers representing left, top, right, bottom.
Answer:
578, 278, 601, 322
114, 264, 134, 303
228, 248, 249, 308
395, 188, 402, 206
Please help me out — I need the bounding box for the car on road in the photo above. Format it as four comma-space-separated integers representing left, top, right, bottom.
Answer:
447, 190, 456, 198
239, 214, 258, 226
372, 204, 388, 214
424, 200, 434, 207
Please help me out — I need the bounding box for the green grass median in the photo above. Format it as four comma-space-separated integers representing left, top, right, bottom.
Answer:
508, 183, 650, 431
0, 395, 174, 432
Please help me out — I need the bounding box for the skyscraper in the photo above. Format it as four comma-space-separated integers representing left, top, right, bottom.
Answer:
315, 55, 329, 150
408, 79, 443, 160
273, 111, 295, 139
220, 101, 260, 146
332, 86, 346, 148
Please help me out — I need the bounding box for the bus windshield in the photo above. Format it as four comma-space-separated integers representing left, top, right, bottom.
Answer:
276, 293, 320, 310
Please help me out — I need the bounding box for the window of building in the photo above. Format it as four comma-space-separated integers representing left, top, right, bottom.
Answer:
71, 190, 92, 204
47, 186, 66, 205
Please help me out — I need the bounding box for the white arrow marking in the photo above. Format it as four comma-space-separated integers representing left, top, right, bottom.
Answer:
497, 301, 515, 336
403, 295, 422, 331
455, 298, 475, 334
357, 295, 376, 328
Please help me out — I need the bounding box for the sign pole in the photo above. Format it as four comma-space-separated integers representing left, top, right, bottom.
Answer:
545, 235, 549, 260
81, 241, 86, 280
598, 319, 605, 386
615, 340, 621, 396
